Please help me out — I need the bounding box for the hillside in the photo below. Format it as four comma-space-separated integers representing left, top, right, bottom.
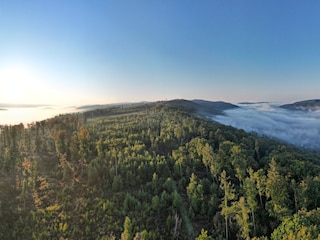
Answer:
281, 99, 320, 111
191, 99, 238, 115
0, 101, 320, 239
163, 99, 238, 113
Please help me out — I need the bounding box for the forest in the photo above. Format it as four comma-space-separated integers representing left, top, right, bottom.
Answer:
0, 101, 320, 239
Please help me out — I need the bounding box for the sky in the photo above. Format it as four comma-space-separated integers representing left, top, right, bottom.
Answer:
1, 0, 320, 106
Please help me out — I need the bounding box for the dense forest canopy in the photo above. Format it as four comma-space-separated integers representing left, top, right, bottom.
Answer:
0, 101, 320, 239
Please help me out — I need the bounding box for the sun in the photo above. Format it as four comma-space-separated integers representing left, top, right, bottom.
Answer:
0, 63, 42, 104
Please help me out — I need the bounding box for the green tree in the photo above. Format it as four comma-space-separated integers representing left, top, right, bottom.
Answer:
187, 173, 204, 213
121, 216, 134, 240
290, 179, 303, 213
244, 168, 258, 236
300, 176, 320, 210
231, 145, 247, 183
78, 127, 91, 160
253, 169, 266, 208
172, 190, 182, 210
234, 197, 251, 240
266, 159, 291, 219
271, 209, 320, 240
219, 170, 236, 240
196, 229, 213, 240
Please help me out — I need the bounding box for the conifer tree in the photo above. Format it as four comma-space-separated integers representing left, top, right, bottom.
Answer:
121, 216, 133, 240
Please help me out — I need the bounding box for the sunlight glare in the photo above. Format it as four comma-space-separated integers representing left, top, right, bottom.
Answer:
0, 63, 43, 103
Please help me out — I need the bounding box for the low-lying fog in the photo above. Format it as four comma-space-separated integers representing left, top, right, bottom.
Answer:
213, 103, 320, 150
0, 105, 79, 126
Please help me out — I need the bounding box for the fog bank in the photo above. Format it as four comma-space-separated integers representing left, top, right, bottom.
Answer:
213, 103, 320, 150
0, 105, 79, 125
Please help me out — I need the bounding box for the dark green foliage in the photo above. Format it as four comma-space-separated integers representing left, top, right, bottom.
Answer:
0, 102, 320, 239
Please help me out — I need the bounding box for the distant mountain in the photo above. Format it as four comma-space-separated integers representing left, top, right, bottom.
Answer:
192, 99, 238, 112
79, 99, 238, 117
280, 99, 320, 111
77, 102, 149, 111
162, 99, 238, 116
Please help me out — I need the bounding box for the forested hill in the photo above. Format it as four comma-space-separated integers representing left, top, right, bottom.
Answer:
1, 101, 320, 239
281, 99, 320, 111
79, 99, 238, 119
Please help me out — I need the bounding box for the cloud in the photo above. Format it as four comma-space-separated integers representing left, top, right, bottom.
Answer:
212, 103, 320, 150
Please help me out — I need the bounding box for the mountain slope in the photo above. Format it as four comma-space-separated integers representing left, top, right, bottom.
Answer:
192, 99, 238, 113
0, 101, 320, 239
281, 99, 320, 111
79, 99, 239, 120
160, 99, 238, 116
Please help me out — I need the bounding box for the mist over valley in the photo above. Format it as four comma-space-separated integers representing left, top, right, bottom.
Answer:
0, 104, 79, 125
213, 101, 320, 150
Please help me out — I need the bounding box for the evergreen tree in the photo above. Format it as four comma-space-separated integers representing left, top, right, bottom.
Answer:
121, 216, 134, 240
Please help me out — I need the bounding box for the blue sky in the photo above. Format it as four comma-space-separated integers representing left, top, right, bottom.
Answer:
1, 0, 320, 105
